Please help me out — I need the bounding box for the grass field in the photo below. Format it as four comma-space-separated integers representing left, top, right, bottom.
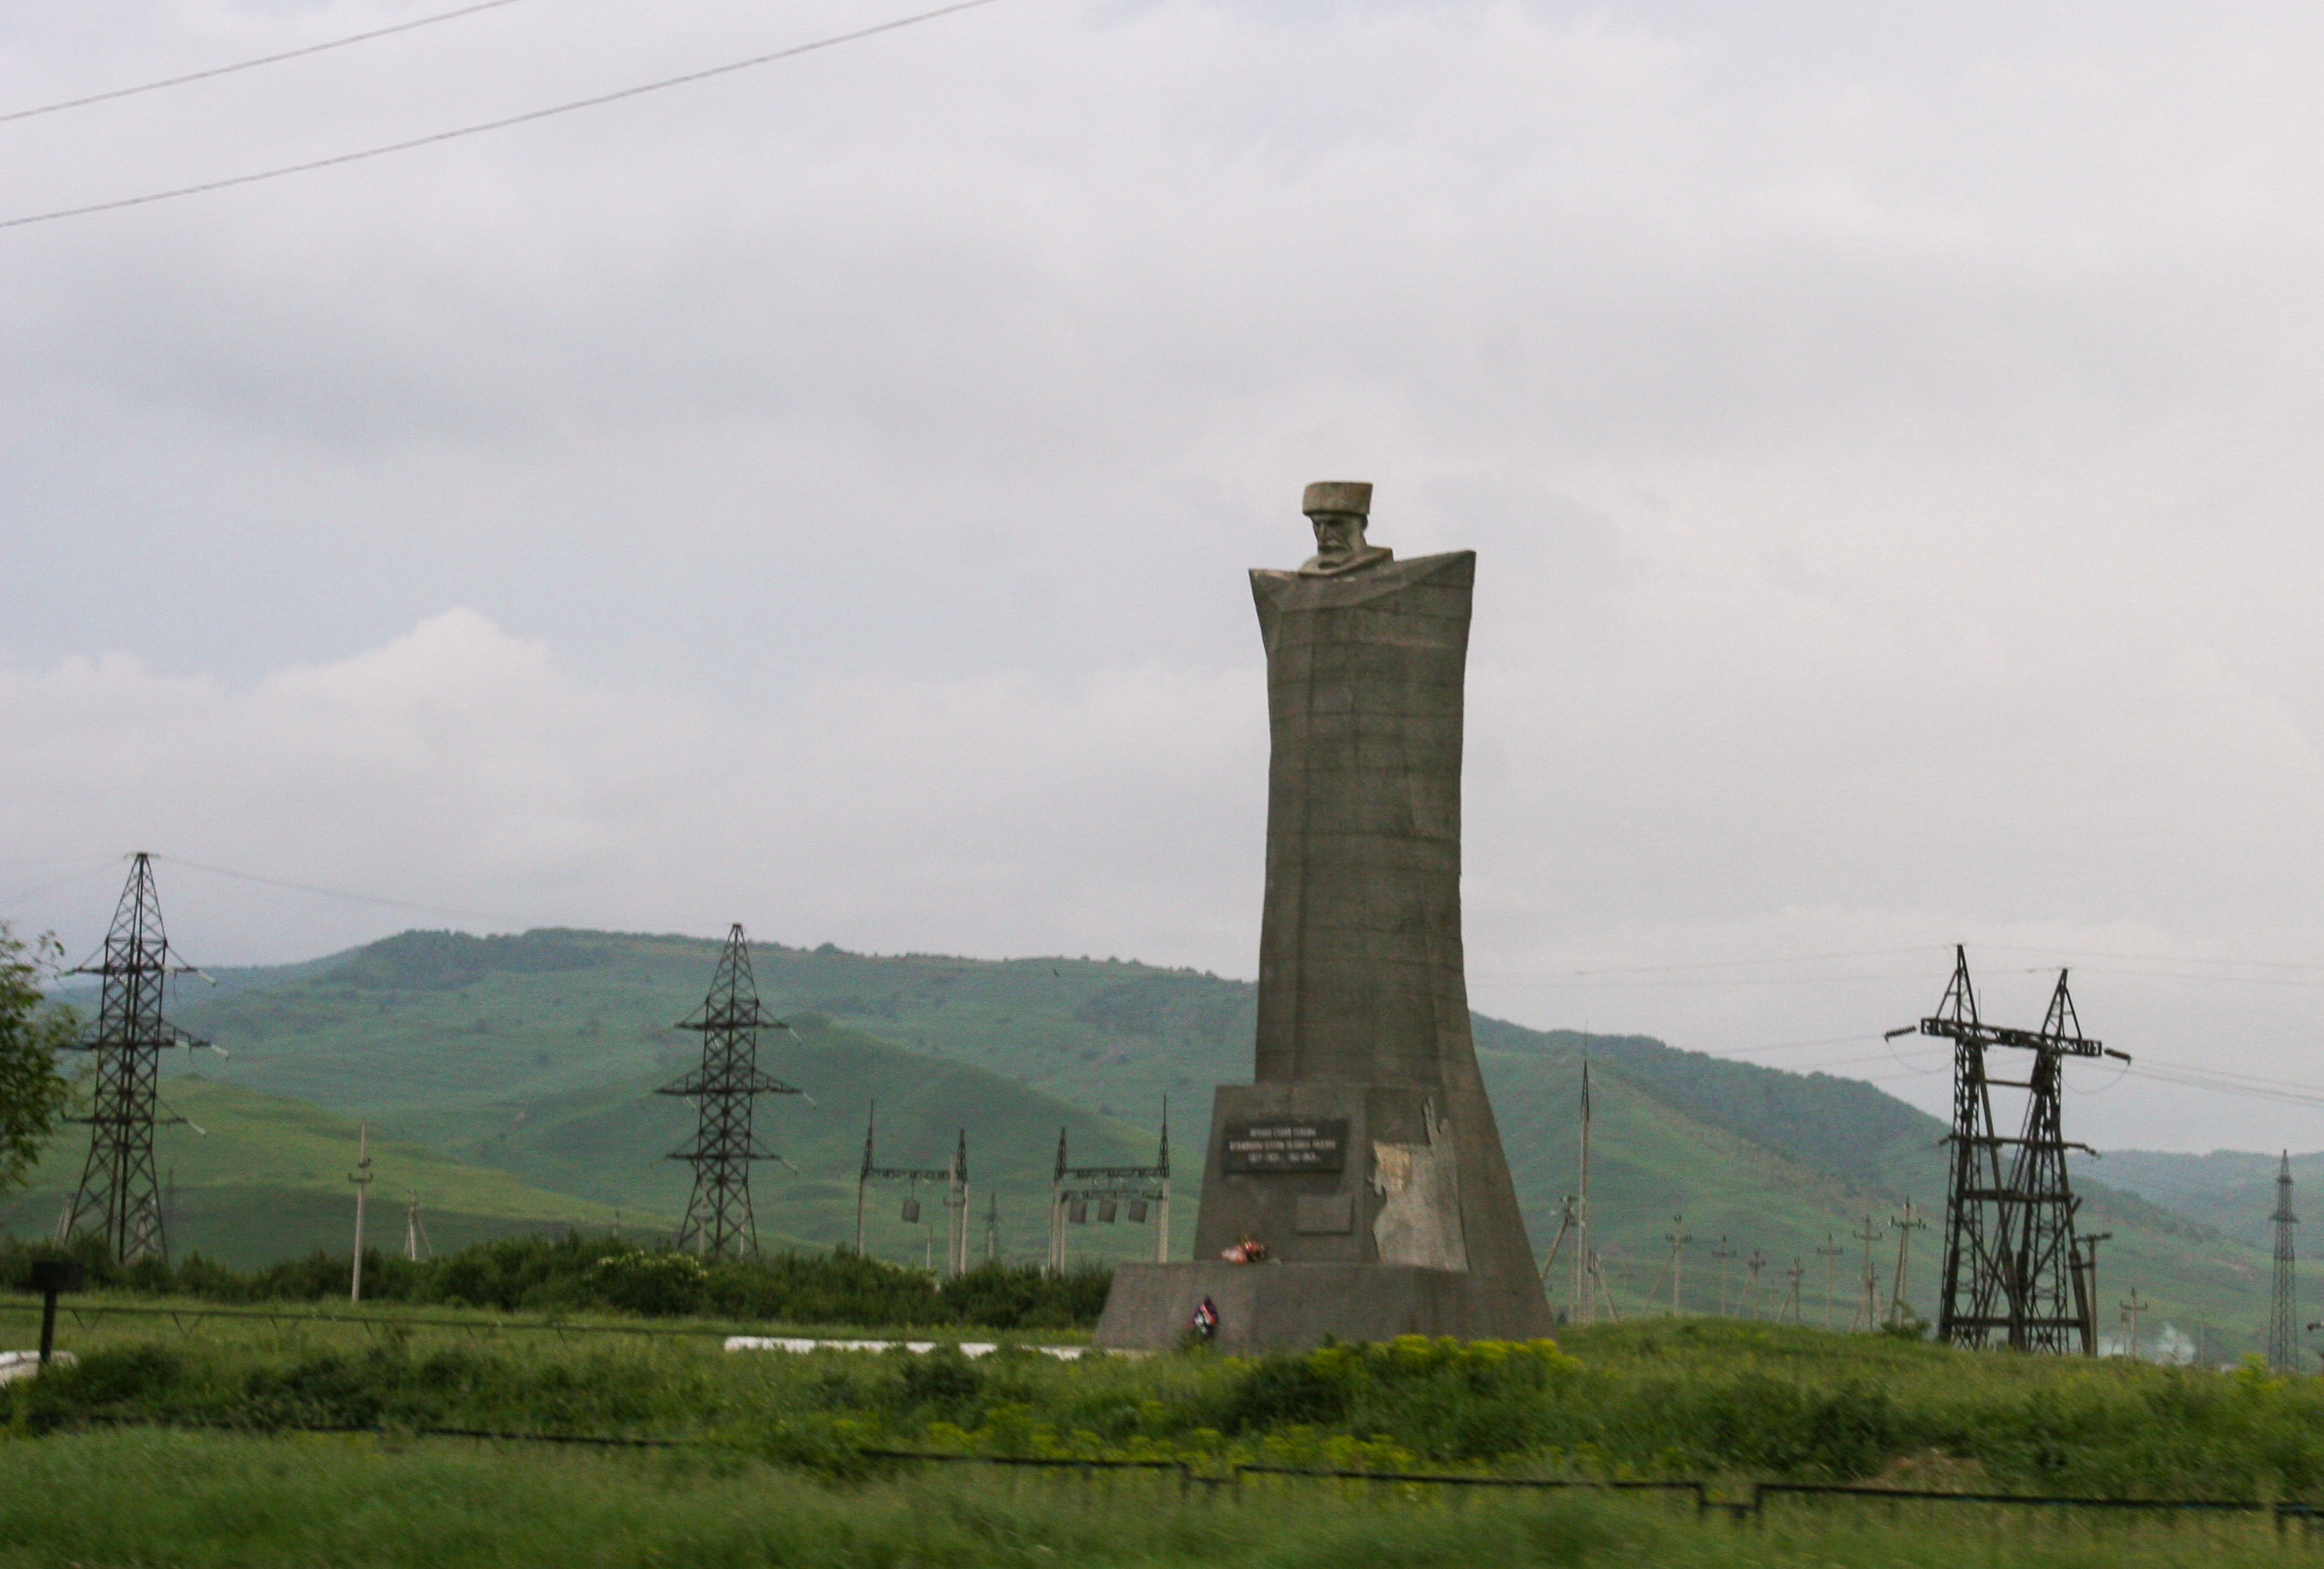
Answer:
2, 1430, 2316, 1569
10, 1303, 2324, 1497
8, 1307, 2324, 1565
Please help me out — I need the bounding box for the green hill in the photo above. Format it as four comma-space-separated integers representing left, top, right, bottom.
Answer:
0, 1077, 639, 1267
139, 930, 1174, 1270
74, 925, 2308, 1357
2072, 1148, 2324, 1251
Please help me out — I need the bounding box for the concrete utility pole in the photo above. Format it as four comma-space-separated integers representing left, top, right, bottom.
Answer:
1744, 1251, 1767, 1319
1590, 1252, 1621, 1321
1662, 1217, 1694, 1317
1888, 1199, 1927, 1330
1816, 1233, 1845, 1330
1539, 1195, 1580, 1296
348, 1124, 373, 1304
2121, 1288, 2148, 1361
1574, 1061, 1593, 1324
1785, 1257, 1806, 1324
1852, 1216, 1885, 1331
1710, 1236, 1737, 1316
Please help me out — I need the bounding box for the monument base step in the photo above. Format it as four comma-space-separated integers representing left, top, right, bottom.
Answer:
1094, 1261, 1539, 1353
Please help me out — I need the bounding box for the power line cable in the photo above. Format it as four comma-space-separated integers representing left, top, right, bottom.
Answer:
1471, 946, 1928, 980
0, 857, 134, 911
0, 0, 1003, 231
153, 854, 529, 925
0, 0, 531, 125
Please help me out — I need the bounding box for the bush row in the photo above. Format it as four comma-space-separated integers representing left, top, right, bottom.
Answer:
0, 1231, 1111, 1329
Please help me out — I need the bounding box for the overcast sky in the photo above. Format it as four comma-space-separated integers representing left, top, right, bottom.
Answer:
7, 1, 2324, 1152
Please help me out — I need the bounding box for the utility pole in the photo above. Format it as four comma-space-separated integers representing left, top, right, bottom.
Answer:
1743, 1251, 1767, 1319
1661, 1217, 1694, 1316
984, 1191, 1000, 1264
1852, 1215, 1885, 1331
1709, 1236, 1737, 1316
1539, 1195, 1580, 1297
2121, 1288, 2148, 1361
2272, 1153, 2300, 1373
1784, 1257, 1806, 1324
403, 1194, 432, 1262
1816, 1232, 1845, 1330
1589, 1252, 1621, 1321
1888, 1199, 1927, 1331
348, 1125, 373, 1304
2072, 1231, 2112, 1357
656, 925, 805, 1261
1891, 950, 2124, 1353
59, 854, 216, 1265
1575, 1061, 1593, 1324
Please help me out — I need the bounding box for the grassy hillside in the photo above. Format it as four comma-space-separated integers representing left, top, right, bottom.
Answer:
2075, 1148, 2324, 1251
0, 1077, 639, 1266
152, 931, 1175, 1270
128, 926, 2312, 1355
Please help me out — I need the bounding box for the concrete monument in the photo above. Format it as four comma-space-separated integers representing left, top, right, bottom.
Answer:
1095, 483, 1553, 1352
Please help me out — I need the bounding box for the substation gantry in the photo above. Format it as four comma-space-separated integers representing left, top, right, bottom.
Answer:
1048, 1111, 1171, 1276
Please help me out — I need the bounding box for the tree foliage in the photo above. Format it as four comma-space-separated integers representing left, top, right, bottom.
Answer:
0, 922, 75, 1194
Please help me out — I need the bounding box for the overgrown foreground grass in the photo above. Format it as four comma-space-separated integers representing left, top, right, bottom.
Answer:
0, 1430, 2310, 1569
15, 1314, 2324, 1501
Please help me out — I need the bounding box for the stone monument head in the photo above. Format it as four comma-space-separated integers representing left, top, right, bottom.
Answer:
1299, 481, 1393, 577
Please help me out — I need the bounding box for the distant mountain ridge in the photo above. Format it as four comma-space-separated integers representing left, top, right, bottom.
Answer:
14, 925, 2296, 1358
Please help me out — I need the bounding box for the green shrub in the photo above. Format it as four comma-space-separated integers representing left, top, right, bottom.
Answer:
0, 1234, 1108, 1329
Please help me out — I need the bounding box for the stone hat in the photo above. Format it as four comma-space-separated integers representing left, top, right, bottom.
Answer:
1301, 481, 1372, 517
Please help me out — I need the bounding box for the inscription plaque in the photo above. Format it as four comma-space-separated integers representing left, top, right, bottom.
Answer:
1222, 1119, 1347, 1173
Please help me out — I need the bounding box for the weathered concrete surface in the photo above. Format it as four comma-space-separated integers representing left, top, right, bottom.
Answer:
1095, 1261, 1485, 1355
1096, 493, 1552, 1349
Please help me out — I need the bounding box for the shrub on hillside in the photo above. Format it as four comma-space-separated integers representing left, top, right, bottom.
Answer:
0, 1233, 1110, 1329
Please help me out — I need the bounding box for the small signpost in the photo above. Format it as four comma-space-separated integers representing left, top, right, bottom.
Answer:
30, 1259, 84, 1367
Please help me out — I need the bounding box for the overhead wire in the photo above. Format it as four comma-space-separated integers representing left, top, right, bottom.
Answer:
0, 857, 133, 911
151, 854, 529, 925
0, 0, 531, 124
0, 0, 1005, 231
1471, 945, 1930, 979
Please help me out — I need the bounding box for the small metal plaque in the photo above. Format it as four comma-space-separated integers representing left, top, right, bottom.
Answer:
1222, 1119, 1348, 1173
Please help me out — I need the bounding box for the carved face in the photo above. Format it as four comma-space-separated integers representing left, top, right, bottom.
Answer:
1309, 511, 1369, 562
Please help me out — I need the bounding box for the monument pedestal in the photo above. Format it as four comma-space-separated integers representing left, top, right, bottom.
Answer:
1095, 1261, 1495, 1354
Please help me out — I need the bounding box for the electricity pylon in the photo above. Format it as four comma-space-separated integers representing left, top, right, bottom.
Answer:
1892, 948, 2126, 1353
657, 925, 805, 1260
58, 854, 215, 1264
2272, 1153, 2299, 1372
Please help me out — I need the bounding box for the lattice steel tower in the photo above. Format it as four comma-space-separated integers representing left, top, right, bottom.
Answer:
1891, 947, 2127, 1353
2271, 1152, 2298, 1372
60, 854, 211, 1264
657, 925, 804, 1259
